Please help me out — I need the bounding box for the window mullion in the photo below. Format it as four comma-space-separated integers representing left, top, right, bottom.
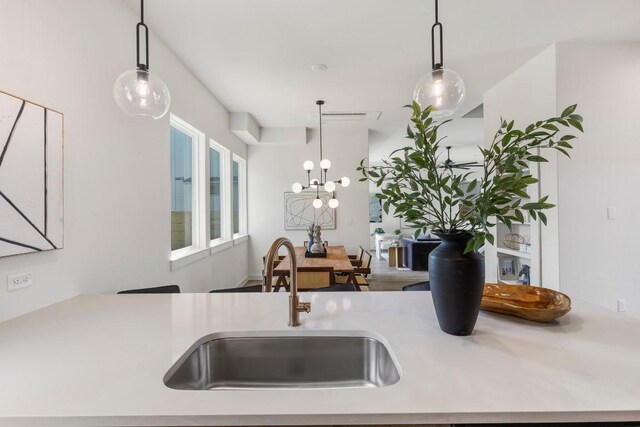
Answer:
194, 132, 206, 249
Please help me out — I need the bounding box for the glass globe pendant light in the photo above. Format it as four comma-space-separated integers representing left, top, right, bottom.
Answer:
291, 100, 350, 209
114, 0, 171, 119
413, 0, 465, 118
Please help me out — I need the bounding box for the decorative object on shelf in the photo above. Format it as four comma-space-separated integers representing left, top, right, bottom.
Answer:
413, 0, 465, 118
283, 191, 336, 230
291, 100, 349, 209
518, 264, 531, 285
440, 146, 481, 170
503, 233, 525, 250
114, 0, 170, 119
0, 91, 64, 258
359, 102, 583, 335
499, 256, 519, 281
481, 283, 571, 322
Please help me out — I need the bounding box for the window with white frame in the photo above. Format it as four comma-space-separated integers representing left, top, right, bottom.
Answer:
232, 154, 247, 237
169, 115, 247, 265
209, 140, 230, 244
170, 115, 205, 258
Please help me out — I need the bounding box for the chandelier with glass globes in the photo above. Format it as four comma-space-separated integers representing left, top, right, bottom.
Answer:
291, 100, 350, 209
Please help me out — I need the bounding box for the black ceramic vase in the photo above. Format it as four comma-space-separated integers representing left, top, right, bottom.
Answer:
429, 231, 485, 336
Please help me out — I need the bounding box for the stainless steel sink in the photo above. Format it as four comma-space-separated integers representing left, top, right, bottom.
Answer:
164, 331, 401, 390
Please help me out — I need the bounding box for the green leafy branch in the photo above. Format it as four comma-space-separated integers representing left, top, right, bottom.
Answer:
357, 102, 583, 253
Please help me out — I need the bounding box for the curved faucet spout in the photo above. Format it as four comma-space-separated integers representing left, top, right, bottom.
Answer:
264, 237, 311, 327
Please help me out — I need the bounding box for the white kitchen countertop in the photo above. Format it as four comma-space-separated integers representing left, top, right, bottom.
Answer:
0, 292, 639, 426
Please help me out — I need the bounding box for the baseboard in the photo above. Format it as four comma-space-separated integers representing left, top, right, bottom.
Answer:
248, 274, 263, 282
234, 276, 249, 288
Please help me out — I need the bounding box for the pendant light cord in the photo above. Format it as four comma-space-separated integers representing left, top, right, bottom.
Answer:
136, 0, 150, 71
318, 101, 323, 162
431, 0, 443, 70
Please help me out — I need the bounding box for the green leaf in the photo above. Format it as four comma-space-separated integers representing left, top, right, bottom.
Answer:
406, 125, 415, 139
527, 155, 548, 163
567, 118, 584, 132
539, 212, 548, 225
561, 104, 577, 117
486, 233, 495, 245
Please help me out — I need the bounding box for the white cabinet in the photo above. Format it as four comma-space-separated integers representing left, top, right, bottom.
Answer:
374, 233, 398, 260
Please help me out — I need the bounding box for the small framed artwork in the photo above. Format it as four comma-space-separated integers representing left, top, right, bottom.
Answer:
369, 193, 382, 223
499, 256, 519, 281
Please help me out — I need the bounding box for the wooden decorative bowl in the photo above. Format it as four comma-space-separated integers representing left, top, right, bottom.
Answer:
481, 283, 571, 322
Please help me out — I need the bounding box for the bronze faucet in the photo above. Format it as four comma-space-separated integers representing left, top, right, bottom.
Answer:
264, 237, 311, 327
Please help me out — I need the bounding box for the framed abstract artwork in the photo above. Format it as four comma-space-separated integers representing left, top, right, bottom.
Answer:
0, 91, 64, 258
369, 193, 382, 223
284, 191, 336, 230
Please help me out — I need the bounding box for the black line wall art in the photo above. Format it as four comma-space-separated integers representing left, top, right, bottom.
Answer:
284, 191, 336, 230
0, 91, 63, 258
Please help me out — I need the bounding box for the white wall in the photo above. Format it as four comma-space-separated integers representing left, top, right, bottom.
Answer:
483, 44, 557, 287
556, 42, 640, 315
484, 41, 640, 316
247, 126, 369, 279
0, 0, 248, 322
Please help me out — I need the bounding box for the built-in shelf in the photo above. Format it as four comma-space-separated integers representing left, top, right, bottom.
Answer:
497, 278, 521, 285
496, 247, 532, 259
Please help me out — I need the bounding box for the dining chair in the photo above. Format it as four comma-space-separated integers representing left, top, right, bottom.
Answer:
262, 255, 285, 288
402, 281, 431, 291
348, 245, 365, 267
296, 266, 335, 290
335, 250, 372, 290
210, 284, 264, 293
118, 285, 181, 294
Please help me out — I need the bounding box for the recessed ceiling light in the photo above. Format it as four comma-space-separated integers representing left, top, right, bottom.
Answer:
311, 63, 328, 72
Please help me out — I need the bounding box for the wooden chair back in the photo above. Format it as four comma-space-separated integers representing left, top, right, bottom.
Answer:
359, 250, 373, 277
296, 266, 335, 290
262, 255, 285, 275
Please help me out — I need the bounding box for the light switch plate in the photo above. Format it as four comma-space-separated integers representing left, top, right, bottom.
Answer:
618, 299, 627, 312
607, 207, 617, 220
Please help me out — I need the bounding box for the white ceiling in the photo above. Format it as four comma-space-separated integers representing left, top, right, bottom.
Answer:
135, 0, 640, 142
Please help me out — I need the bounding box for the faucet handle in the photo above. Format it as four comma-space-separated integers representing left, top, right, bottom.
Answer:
298, 301, 311, 313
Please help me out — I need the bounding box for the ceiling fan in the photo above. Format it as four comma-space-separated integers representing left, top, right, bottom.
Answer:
440, 146, 482, 170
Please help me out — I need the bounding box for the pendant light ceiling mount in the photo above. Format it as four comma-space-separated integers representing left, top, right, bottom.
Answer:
291, 100, 350, 209
413, 0, 465, 119
114, 0, 171, 120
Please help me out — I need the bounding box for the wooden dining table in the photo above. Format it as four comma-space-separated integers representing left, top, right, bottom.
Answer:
271, 245, 356, 291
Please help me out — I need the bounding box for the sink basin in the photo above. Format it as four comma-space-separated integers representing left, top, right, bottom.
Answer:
164, 331, 401, 390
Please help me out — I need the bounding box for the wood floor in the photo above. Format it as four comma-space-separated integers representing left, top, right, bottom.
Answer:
367, 253, 428, 291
